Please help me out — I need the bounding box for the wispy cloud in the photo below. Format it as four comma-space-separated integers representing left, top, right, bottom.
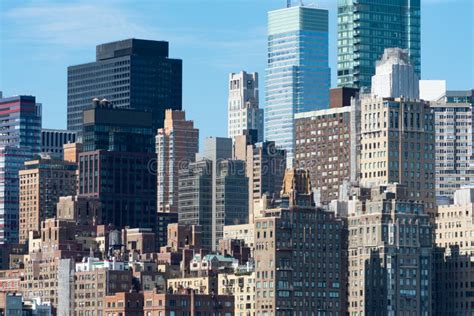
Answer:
2, 1, 153, 47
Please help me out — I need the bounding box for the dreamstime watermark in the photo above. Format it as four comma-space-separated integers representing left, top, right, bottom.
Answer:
147, 143, 287, 177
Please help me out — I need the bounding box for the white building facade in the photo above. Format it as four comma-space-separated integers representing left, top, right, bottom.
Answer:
227, 71, 263, 142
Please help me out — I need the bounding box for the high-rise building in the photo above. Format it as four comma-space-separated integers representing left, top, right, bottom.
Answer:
82, 98, 154, 153
67, 38, 182, 135
0, 95, 42, 244
19, 158, 77, 243
295, 106, 353, 204
347, 184, 432, 315
227, 71, 263, 142
78, 100, 156, 230
254, 168, 347, 314
41, 129, 76, 159
434, 188, 474, 314
235, 139, 286, 222
431, 89, 474, 203
359, 52, 436, 217
371, 48, 419, 99
359, 95, 436, 216
156, 110, 199, 213
265, 5, 330, 164
179, 137, 248, 251
337, 0, 421, 89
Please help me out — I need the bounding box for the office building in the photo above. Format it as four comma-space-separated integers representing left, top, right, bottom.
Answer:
228, 71, 263, 141
265, 5, 330, 164
434, 188, 474, 314
254, 168, 347, 314
67, 38, 182, 135
156, 110, 199, 213
431, 89, 474, 202
63, 142, 83, 163
295, 106, 353, 204
0, 95, 42, 244
371, 48, 419, 99
18, 158, 77, 244
82, 98, 154, 153
78, 101, 156, 230
41, 129, 76, 159
348, 184, 432, 315
179, 137, 248, 251
337, 0, 421, 89
237, 140, 286, 222
78, 150, 156, 229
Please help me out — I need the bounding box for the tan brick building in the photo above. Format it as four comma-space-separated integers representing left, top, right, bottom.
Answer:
434, 188, 474, 314
218, 270, 255, 316
348, 184, 432, 315
359, 96, 436, 217
253, 169, 348, 314
19, 158, 77, 243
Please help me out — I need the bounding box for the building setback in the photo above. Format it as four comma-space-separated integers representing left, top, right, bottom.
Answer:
67, 38, 182, 135
337, 0, 421, 89
265, 5, 330, 165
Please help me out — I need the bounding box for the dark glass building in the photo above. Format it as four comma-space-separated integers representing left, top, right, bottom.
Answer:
67, 38, 182, 135
77, 99, 156, 230
82, 98, 154, 153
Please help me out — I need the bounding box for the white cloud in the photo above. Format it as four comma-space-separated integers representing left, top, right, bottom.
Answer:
3, 1, 154, 47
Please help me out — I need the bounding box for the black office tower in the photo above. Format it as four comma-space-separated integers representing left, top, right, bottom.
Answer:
67, 39, 182, 136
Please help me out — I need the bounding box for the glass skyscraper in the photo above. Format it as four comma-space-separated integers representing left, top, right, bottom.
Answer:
265, 5, 330, 164
337, 0, 421, 89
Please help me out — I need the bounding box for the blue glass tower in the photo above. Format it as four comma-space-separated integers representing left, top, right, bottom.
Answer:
265, 5, 330, 164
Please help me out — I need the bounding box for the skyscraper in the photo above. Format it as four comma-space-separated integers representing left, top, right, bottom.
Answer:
156, 110, 199, 213
78, 100, 156, 230
337, 0, 421, 89
67, 38, 182, 135
0, 95, 42, 244
178, 137, 248, 251
265, 4, 330, 164
431, 90, 474, 203
358, 51, 436, 217
227, 71, 263, 142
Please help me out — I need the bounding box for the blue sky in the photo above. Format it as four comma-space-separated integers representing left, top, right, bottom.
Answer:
1, 0, 473, 143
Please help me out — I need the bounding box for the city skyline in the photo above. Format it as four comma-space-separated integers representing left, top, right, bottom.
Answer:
1, 0, 473, 145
